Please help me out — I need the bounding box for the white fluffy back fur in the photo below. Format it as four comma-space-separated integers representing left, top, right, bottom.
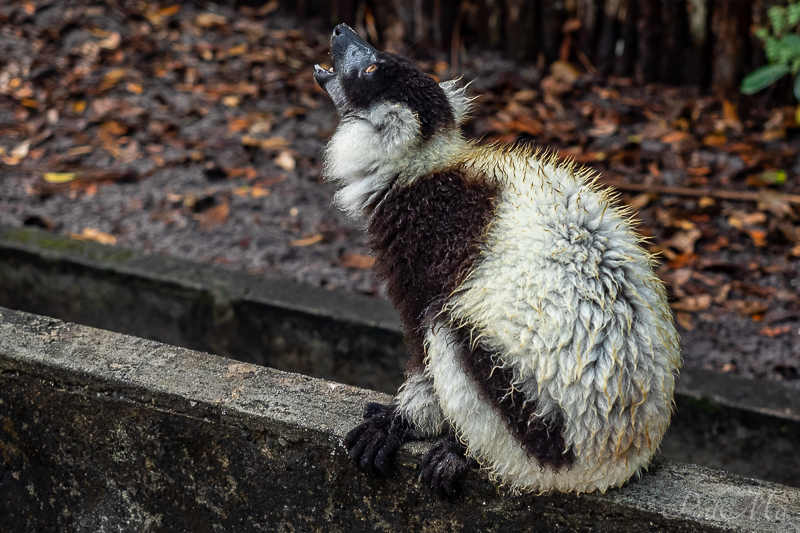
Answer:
435, 146, 680, 492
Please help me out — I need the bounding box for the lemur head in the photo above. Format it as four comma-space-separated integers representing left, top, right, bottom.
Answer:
315, 25, 472, 216
314, 24, 466, 140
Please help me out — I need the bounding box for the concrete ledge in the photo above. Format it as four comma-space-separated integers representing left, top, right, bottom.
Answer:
1, 225, 799, 488
0, 225, 408, 393
2, 307, 799, 532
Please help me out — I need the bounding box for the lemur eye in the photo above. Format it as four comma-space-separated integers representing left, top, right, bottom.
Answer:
364, 64, 378, 74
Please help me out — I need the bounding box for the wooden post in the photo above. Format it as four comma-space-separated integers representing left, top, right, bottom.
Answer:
504, 0, 538, 60
576, 0, 599, 64
637, 0, 662, 83
711, 0, 750, 96
686, 0, 711, 86
541, 0, 566, 62
615, 0, 637, 77
661, 0, 689, 83
598, 0, 623, 75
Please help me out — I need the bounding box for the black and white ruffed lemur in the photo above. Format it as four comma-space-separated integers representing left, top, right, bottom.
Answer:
314, 25, 681, 498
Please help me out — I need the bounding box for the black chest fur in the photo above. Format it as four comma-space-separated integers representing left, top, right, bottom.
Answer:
367, 168, 497, 370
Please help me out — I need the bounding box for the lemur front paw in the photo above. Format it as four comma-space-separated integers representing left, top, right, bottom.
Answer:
344, 402, 417, 477
420, 435, 476, 499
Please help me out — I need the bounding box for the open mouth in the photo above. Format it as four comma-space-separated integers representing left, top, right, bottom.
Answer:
313, 64, 335, 88
314, 24, 377, 91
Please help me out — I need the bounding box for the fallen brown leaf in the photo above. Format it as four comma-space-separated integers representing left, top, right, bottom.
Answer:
146, 4, 180, 25
675, 312, 693, 330
507, 116, 543, 136
550, 60, 580, 84
242, 136, 289, 150
291, 233, 324, 247
761, 129, 786, 142
687, 166, 711, 176
668, 229, 702, 254
670, 294, 712, 312
126, 82, 143, 94
71, 228, 117, 245
223, 95, 241, 107
625, 193, 654, 212
728, 211, 766, 228
98, 31, 121, 50
282, 106, 307, 118
713, 283, 731, 304
11, 139, 31, 160
101, 68, 128, 90
660, 130, 691, 144
698, 196, 716, 209
702, 133, 727, 147
274, 151, 296, 171
587, 121, 618, 138
745, 228, 767, 247
194, 202, 230, 230
228, 117, 250, 132
759, 325, 792, 337
227, 167, 258, 180
196, 12, 228, 28
727, 300, 770, 316
340, 253, 376, 269
758, 191, 795, 219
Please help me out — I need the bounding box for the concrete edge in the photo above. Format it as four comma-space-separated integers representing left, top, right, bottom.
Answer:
0, 225, 401, 331
2, 305, 799, 532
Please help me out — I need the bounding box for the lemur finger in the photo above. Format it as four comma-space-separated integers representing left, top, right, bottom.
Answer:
363, 402, 388, 419
373, 446, 394, 476
344, 423, 370, 458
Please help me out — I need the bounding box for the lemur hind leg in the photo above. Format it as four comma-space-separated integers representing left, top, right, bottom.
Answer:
344, 402, 423, 476
420, 434, 477, 499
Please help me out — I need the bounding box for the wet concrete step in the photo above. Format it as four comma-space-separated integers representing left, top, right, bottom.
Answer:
1, 306, 798, 532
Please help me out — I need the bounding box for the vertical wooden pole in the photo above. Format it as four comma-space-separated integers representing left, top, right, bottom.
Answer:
598, 0, 622, 75
576, 0, 599, 65
711, 0, 749, 96
637, 0, 661, 82
686, 0, 711, 86
615, 0, 637, 77
541, 0, 566, 62
661, 0, 689, 83
504, 0, 538, 60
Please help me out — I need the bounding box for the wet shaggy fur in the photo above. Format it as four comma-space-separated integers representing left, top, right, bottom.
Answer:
368, 169, 498, 372
316, 24, 681, 497
453, 326, 575, 470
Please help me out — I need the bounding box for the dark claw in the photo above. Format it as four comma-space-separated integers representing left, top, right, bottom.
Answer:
344, 403, 418, 477
420, 435, 476, 500
363, 402, 386, 419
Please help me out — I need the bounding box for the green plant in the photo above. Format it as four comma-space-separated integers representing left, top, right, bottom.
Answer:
741, 0, 800, 99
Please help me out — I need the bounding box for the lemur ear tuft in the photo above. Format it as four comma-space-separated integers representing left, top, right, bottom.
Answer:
439, 78, 473, 126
